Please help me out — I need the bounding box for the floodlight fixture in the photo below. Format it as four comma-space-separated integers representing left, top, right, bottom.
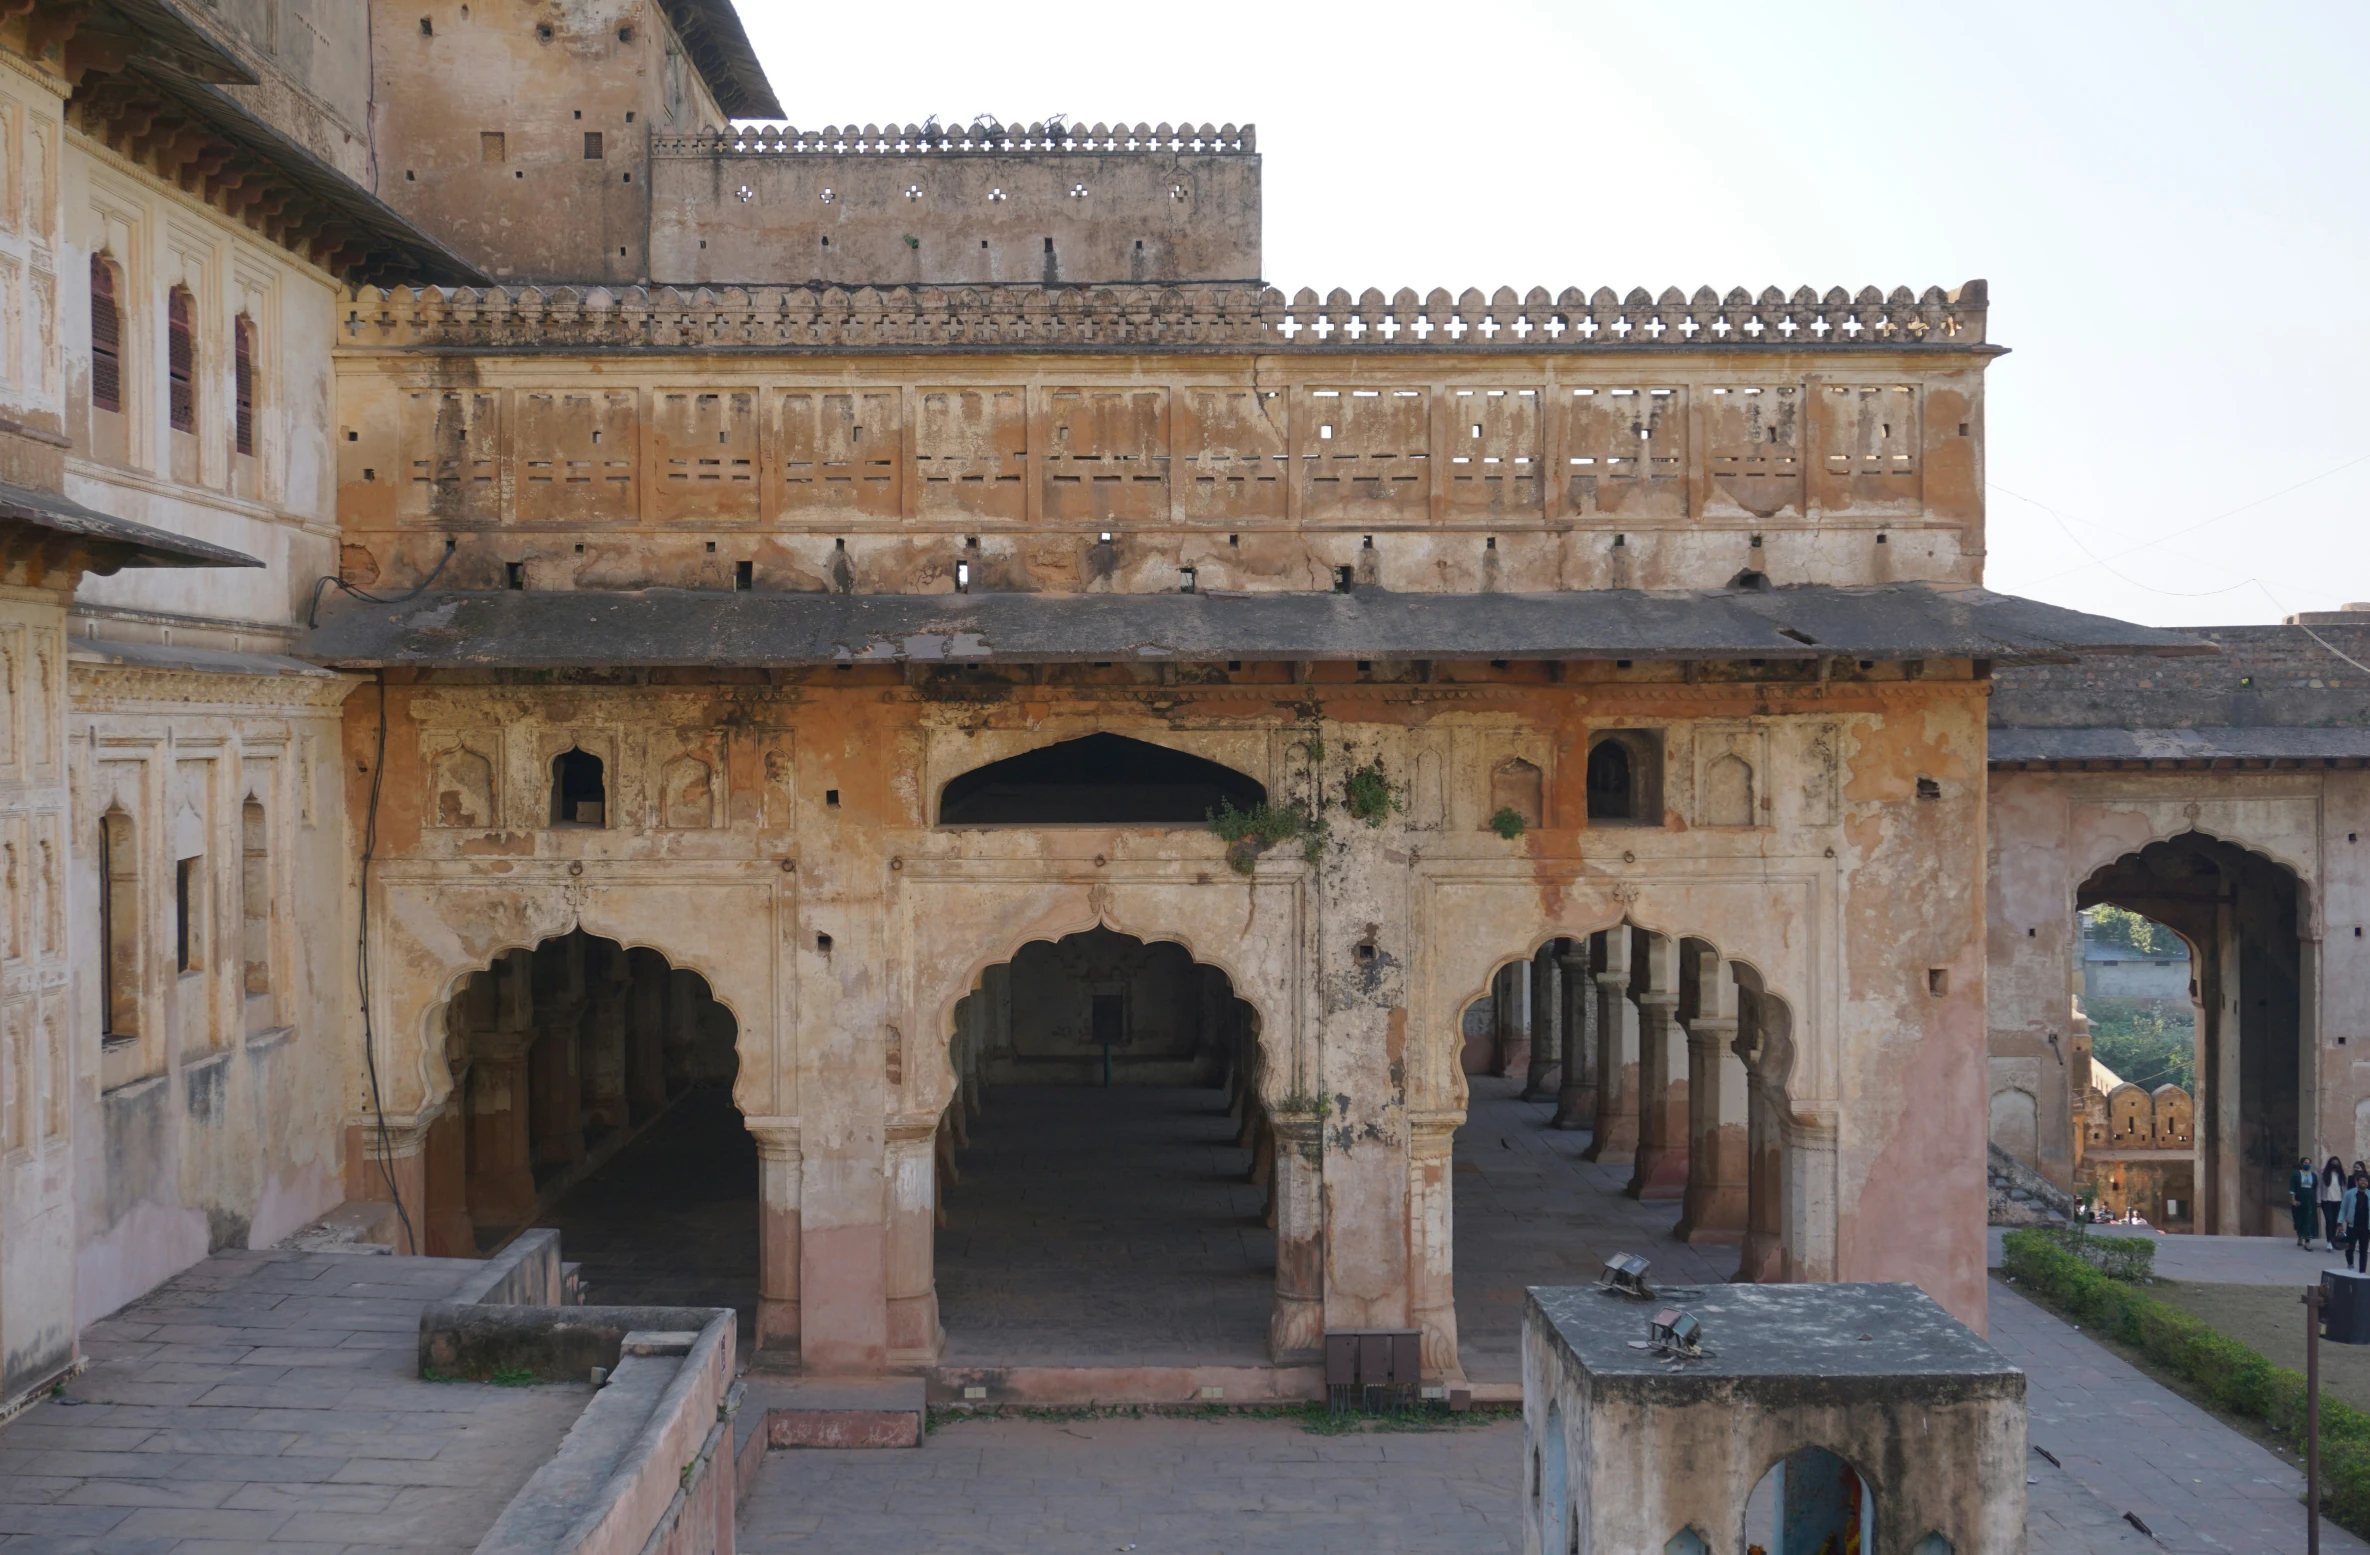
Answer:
1597, 1252, 1654, 1299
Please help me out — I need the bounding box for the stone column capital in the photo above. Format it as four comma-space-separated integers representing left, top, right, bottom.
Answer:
884, 1119, 938, 1149
1636, 991, 1679, 1011
742, 1115, 802, 1158
1684, 1016, 1739, 1043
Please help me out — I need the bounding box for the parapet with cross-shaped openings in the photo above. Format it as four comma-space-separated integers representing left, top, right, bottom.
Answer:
649, 121, 1261, 287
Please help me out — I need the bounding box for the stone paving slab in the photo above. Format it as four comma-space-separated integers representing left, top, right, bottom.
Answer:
0, 1247, 589, 1555
1992, 1280, 2368, 1554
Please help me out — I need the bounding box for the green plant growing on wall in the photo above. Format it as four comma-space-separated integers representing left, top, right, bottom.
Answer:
1344, 760, 1404, 828
1273, 1088, 1333, 1120
1209, 798, 1325, 875
1488, 806, 1527, 840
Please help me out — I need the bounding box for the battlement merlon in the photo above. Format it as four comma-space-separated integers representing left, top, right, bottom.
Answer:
649, 122, 1261, 287
339, 280, 1990, 352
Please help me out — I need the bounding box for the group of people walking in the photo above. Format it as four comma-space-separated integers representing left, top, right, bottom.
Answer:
2293, 1156, 2370, 1269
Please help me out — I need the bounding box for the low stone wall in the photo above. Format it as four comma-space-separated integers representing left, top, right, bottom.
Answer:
470, 1318, 736, 1555
448, 1228, 565, 1307
425, 1235, 740, 1555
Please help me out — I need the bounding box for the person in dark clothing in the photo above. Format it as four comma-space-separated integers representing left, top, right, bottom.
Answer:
2343, 1170, 2370, 1274
2327, 1157, 2351, 1249
2295, 1158, 2322, 1248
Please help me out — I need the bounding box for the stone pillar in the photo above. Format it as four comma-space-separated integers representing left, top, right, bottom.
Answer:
1585, 930, 1640, 1163
1626, 932, 1688, 1201
745, 1118, 801, 1355
665, 966, 704, 1091
883, 1120, 943, 1366
1491, 963, 1528, 1079
1408, 1114, 1462, 1380
1676, 947, 1748, 1243
625, 948, 669, 1125
421, 1090, 476, 1257
1552, 941, 1595, 1129
1522, 945, 1561, 1101
581, 942, 631, 1137
529, 1004, 586, 1169
342, 1115, 431, 1254
1269, 1117, 1325, 1362
465, 950, 538, 1228
1736, 988, 1787, 1283
1781, 1105, 1840, 1283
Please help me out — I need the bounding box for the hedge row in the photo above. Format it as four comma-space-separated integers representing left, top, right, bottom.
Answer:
2000, 1228, 2370, 1536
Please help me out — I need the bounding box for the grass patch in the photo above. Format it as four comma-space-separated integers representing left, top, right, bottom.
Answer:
2001, 1227, 2369, 1536
1207, 799, 1328, 873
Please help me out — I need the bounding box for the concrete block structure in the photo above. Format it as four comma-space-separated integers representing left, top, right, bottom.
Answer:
1521, 1282, 2025, 1555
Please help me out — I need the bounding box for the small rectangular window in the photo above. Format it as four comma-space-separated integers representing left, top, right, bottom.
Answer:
90, 256, 121, 414
166, 287, 195, 434
175, 856, 199, 972
233, 316, 255, 456
583, 131, 604, 160
480, 131, 506, 162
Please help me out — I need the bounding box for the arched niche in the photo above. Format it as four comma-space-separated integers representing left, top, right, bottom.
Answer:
938, 732, 1265, 825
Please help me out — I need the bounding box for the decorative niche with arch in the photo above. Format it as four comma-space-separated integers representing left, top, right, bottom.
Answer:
937, 731, 1265, 825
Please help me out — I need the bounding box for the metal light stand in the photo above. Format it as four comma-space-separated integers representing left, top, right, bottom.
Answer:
2308, 1282, 2324, 1555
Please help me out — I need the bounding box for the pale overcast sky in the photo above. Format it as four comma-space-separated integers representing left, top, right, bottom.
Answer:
735, 0, 2369, 629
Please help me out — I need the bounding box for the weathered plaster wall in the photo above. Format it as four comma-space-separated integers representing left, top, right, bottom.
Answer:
648, 138, 1261, 286
70, 660, 354, 1324
59, 130, 341, 641
330, 351, 1988, 600
344, 660, 1993, 1374
370, 0, 728, 284
1984, 768, 2363, 1214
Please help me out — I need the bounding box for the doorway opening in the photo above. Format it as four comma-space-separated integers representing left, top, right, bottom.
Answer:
424, 931, 753, 1328
2076, 833, 2298, 1235
934, 926, 1271, 1365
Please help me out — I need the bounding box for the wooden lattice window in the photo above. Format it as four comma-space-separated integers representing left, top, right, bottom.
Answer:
166, 285, 195, 433
89, 254, 121, 414
233, 315, 256, 456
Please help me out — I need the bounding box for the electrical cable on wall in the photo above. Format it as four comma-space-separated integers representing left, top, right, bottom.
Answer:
308, 541, 454, 628
357, 670, 418, 1256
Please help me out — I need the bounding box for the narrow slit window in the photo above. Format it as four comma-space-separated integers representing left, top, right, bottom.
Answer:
175, 855, 200, 972
99, 813, 138, 1037
166, 285, 196, 434
90, 255, 121, 414
233, 315, 256, 456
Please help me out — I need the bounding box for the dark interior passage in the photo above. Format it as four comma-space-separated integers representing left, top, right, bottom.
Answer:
535, 1085, 759, 1344
939, 732, 1266, 825
936, 926, 1271, 1365
934, 1084, 1274, 1367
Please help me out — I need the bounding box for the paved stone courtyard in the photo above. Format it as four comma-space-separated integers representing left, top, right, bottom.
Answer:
10, 1081, 2361, 1554
0, 1248, 587, 1553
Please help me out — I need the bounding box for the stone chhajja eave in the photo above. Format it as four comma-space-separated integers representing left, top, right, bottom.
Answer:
654, 121, 1256, 157
338, 280, 1992, 355
302, 582, 2202, 672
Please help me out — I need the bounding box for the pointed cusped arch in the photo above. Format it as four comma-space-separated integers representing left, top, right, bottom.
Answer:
937, 731, 1265, 826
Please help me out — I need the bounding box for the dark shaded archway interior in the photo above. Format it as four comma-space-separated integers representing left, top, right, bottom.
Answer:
2077, 832, 2300, 1236
424, 930, 755, 1336
935, 926, 1274, 1365
939, 733, 1266, 825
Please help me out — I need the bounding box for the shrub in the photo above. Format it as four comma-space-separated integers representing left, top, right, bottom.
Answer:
2026, 1225, 2157, 1282
1488, 806, 1527, 840
2001, 1229, 2370, 1535
1208, 799, 1327, 874
1344, 761, 1403, 828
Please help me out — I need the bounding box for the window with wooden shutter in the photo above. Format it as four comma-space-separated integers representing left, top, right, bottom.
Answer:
233, 315, 255, 456
90, 255, 121, 414
167, 286, 195, 433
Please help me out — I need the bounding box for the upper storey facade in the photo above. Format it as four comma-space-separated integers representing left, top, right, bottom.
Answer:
331, 281, 1992, 598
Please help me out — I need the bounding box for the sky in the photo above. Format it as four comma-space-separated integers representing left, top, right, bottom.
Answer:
733, 1, 2370, 629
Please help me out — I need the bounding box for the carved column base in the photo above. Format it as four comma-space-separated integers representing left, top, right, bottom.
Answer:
1551, 1081, 1595, 1130
1627, 1140, 1689, 1201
